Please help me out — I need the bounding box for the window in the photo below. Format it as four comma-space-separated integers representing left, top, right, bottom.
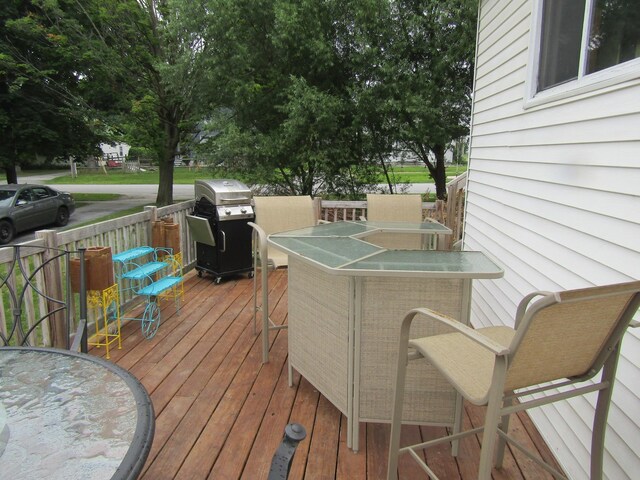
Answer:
17, 189, 33, 204
536, 0, 640, 93
32, 187, 53, 200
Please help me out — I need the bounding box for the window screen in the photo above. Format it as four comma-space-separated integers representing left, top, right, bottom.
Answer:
537, 0, 640, 93
538, 0, 586, 91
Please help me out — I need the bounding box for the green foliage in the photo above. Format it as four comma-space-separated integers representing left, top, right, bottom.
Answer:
198, 0, 476, 199
2, 0, 476, 200
0, 1, 96, 175
365, 0, 477, 199
198, 0, 385, 198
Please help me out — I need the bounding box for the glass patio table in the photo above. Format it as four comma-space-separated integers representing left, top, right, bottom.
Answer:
0, 348, 155, 480
269, 220, 503, 451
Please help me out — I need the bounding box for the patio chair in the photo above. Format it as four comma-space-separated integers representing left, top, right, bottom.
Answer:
387, 280, 640, 480
365, 193, 426, 249
249, 196, 317, 363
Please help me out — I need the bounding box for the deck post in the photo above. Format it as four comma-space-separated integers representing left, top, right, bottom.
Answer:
35, 229, 66, 348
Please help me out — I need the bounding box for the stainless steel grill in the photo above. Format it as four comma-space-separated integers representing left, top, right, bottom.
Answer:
187, 179, 255, 283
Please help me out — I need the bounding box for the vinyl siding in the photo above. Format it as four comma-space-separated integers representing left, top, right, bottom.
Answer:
465, 1, 640, 479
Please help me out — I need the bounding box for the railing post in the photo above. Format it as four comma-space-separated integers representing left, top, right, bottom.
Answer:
145, 205, 159, 248
77, 247, 88, 352
35, 229, 66, 348
312, 197, 322, 223
145, 205, 158, 223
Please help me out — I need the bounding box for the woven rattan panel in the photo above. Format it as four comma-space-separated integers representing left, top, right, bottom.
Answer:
288, 257, 351, 414
358, 276, 465, 424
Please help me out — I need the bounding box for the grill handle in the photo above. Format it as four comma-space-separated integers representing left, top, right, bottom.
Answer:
219, 196, 251, 203
219, 230, 226, 252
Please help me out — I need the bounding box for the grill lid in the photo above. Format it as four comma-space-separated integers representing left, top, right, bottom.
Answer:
195, 179, 252, 206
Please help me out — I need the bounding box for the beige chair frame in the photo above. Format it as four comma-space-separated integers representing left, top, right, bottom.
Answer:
248, 196, 317, 363
387, 280, 640, 480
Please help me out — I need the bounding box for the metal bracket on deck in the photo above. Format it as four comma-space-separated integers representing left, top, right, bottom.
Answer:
268, 423, 307, 480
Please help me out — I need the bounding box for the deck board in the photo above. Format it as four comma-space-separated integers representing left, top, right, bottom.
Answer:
90, 269, 564, 479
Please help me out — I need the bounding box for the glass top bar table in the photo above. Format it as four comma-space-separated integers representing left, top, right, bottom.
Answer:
0, 348, 155, 480
269, 220, 503, 452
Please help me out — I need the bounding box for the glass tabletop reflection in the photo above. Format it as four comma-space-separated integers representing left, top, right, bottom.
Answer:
268, 221, 502, 277
343, 250, 503, 277
0, 348, 154, 480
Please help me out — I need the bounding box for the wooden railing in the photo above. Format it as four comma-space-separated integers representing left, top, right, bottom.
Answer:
319, 200, 439, 222
0, 173, 467, 346
0, 200, 196, 346
319, 173, 467, 248
0, 245, 88, 349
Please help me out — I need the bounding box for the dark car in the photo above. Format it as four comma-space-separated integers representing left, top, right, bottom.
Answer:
0, 184, 76, 244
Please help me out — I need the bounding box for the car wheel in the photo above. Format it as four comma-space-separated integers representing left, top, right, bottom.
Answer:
55, 207, 70, 226
0, 220, 15, 244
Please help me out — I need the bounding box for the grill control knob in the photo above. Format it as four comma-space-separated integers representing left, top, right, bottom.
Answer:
225, 209, 231, 215
240, 207, 247, 214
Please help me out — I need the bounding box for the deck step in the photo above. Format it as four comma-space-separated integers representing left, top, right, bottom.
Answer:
137, 276, 182, 296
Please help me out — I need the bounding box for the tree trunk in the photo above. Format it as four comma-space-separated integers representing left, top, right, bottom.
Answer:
379, 153, 395, 194
155, 111, 180, 206
5, 165, 18, 184
431, 144, 448, 201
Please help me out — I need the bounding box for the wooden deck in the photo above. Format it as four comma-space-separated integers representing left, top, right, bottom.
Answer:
90, 269, 564, 480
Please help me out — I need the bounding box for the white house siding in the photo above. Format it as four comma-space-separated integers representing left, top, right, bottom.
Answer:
465, 1, 640, 479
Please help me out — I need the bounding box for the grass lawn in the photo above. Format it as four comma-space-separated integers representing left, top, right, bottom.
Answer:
66, 205, 147, 230
48, 164, 467, 185
49, 167, 215, 185
381, 165, 467, 183
72, 193, 122, 204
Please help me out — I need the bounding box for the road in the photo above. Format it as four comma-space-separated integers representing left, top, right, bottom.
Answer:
8, 172, 435, 242
7, 174, 196, 243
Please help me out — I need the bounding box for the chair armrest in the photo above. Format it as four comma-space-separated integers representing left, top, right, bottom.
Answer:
248, 221, 266, 240
248, 221, 269, 262
403, 307, 510, 356
514, 290, 556, 328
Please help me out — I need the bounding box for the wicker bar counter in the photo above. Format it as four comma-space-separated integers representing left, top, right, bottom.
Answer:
269, 221, 503, 451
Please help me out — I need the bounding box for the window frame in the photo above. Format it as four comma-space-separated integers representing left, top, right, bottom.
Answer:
525, 0, 640, 108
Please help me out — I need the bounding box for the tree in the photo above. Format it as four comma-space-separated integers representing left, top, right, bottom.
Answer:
382, 0, 477, 199
199, 0, 476, 199
128, 0, 211, 205
197, 0, 382, 198
2, 0, 211, 205
0, 0, 105, 183
2, 0, 476, 201
70, 0, 211, 205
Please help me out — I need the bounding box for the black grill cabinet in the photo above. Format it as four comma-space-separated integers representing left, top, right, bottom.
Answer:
186, 179, 255, 283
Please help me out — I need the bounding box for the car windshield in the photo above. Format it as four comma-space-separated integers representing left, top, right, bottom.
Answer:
0, 189, 17, 206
